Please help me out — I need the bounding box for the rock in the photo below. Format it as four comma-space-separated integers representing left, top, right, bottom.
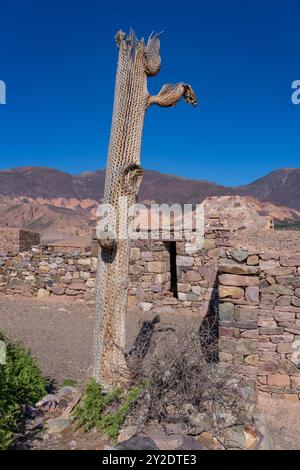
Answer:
292, 298, 300, 307
64, 272, 73, 281
278, 359, 300, 375
198, 266, 218, 282
274, 311, 295, 321
203, 239, 215, 250
280, 256, 300, 267
270, 334, 294, 344
221, 425, 248, 449
57, 386, 78, 400
259, 260, 280, 270
295, 288, 300, 298
219, 261, 259, 275
261, 285, 294, 296
178, 293, 187, 301
67, 282, 86, 291
235, 307, 258, 322
139, 302, 153, 312
291, 376, 300, 390
259, 327, 283, 335
184, 271, 202, 282
291, 339, 300, 367
178, 283, 191, 293
252, 410, 274, 450
187, 292, 198, 302
52, 286, 65, 295
67, 440, 78, 449
276, 343, 293, 353
277, 296, 292, 306
147, 261, 166, 273
114, 436, 159, 450
278, 277, 300, 288
219, 338, 237, 354
185, 243, 202, 255
175, 435, 206, 450
182, 404, 214, 435
219, 286, 244, 299
245, 286, 259, 302
231, 249, 249, 262
117, 426, 139, 443
258, 318, 277, 328
267, 267, 296, 276
176, 256, 194, 267
36, 394, 60, 411
245, 354, 259, 367
46, 418, 70, 434
197, 431, 224, 450
219, 274, 259, 287
86, 278, 95, 288
267, 374, 290, 387
65, 289, 79, 296
77, 258, 91, 266
37, 288, 50, 299
247, 255, 259, 266
236, 339, 257, 355
219, 303, 234, 321
39, 265, 50, 273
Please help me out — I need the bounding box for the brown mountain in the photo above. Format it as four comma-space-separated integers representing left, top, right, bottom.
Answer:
235, 168, 300, 212
0, 167, 299, 241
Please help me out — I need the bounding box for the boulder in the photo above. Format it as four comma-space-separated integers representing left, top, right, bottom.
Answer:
114, 436, 159, 450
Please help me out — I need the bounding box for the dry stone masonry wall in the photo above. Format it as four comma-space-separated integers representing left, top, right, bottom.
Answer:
0, 227, 300, 398
218, 249, 300, 400
0, 228, 40, 253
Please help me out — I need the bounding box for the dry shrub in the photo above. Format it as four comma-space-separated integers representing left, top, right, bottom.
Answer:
124, 318, 252, 431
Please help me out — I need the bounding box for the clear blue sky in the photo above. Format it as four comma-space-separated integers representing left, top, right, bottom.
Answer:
0, 0, 299, 186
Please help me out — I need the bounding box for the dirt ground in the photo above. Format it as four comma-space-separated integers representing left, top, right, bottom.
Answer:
1, 294, 300, 450
258, 394, 300, 450
0, 295, 93, 386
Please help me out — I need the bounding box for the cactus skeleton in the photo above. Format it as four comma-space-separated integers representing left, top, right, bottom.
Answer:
93, 30, 196, 385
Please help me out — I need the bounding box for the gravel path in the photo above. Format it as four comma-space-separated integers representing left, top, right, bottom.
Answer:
0, 295, 93, 386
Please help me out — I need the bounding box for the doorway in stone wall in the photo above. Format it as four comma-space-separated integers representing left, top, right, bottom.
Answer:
165, 241, 178, 299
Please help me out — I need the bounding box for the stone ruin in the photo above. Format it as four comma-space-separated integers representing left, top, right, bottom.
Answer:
0, 219, 300, 400
0, 227, 40, 254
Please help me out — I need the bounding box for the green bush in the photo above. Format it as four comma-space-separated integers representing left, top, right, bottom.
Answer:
0, 330, 47, 450
74, 380, 143, 442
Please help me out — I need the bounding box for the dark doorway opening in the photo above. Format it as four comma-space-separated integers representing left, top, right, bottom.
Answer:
169, 241, 178, 298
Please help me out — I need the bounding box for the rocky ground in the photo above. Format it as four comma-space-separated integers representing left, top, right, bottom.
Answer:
234, 229, 300, 255
1, 295, 300, 450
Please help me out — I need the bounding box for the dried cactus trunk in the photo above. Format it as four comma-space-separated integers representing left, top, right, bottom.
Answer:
93, 30, 197, 385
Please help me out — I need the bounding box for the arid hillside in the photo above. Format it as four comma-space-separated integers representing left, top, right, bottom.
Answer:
0, 167, 299, 241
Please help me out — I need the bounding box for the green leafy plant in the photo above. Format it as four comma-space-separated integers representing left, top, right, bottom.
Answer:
74, 380, 143, 441
62, 378, 77, 387
74, 380, 121, 432
100, 384, 143, 441
0, 330, 47, 450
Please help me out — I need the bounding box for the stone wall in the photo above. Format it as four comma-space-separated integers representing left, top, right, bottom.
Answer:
0, 247, 97, 302
0, 228, 40, 254
218, 249, 300, 401
0, 227, 300, 399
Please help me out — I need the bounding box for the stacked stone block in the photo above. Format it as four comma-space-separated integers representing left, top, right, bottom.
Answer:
0, 247, 97, 303
219, 249, 300, 400
0, 228, 40, 254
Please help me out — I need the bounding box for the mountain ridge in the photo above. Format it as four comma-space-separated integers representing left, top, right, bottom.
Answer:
0, 167, 299, 241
